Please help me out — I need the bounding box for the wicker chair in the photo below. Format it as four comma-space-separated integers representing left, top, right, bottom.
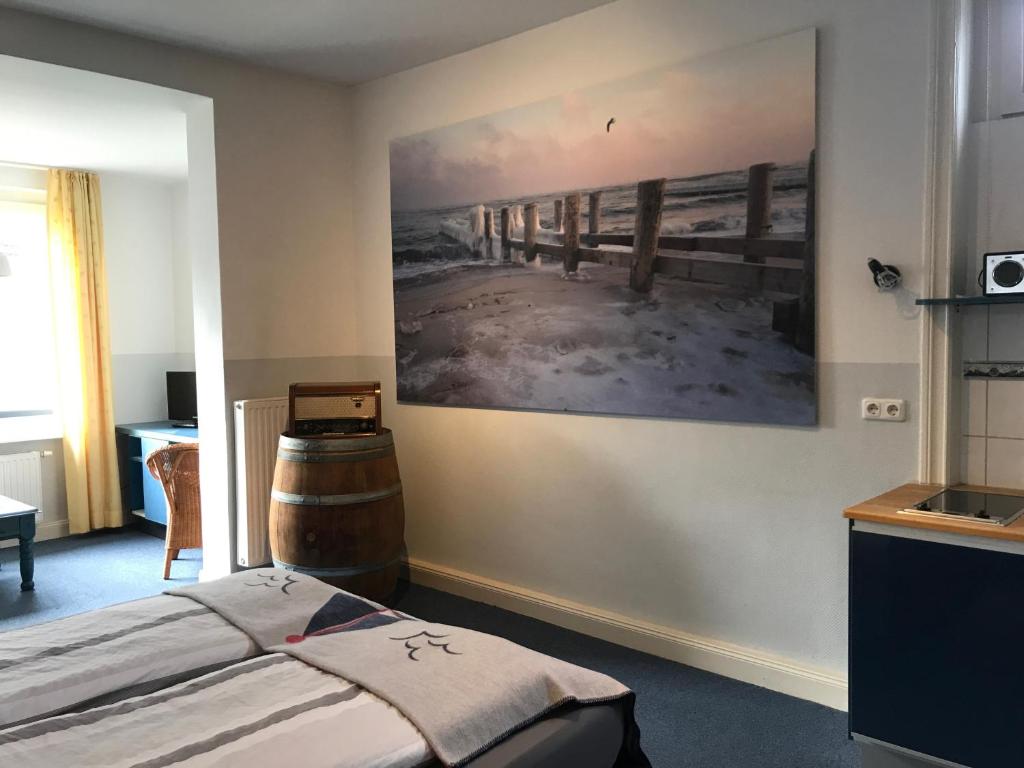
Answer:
146, 443, 202, 579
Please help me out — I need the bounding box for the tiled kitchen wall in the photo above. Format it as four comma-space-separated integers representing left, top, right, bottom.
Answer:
961, 306, 1024, 489
959, 114, 1024, 490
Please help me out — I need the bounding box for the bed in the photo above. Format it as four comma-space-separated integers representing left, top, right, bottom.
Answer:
0, 570, 649, 768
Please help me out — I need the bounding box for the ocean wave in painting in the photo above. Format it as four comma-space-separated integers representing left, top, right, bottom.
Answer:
391, 162, 807, 282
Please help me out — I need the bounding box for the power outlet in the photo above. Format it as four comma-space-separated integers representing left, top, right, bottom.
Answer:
862, 398, 907, 422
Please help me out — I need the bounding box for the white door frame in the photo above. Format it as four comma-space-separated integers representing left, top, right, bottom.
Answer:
919, 0, 972, 485
182, 97, 233, 580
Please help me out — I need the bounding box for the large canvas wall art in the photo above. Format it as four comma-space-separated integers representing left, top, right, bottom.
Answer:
389, 30, 816, 425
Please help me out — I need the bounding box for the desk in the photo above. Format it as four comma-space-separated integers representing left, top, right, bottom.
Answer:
0, 494, 36, 590
115, 422, 198, 528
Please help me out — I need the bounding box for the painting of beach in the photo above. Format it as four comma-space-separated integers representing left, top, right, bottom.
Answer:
389, 29, 816, 425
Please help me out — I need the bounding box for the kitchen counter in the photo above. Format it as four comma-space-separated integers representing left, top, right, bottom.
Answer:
844, 482, 1024, 543
847, 482, 1024, 768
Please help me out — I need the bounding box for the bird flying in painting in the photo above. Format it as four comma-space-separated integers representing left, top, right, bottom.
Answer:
606, 117, 616, 133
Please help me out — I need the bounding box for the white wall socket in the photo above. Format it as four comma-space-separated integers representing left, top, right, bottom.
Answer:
862, 398, 907, 422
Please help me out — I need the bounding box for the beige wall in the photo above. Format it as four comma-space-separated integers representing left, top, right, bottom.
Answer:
348, 0, 936, 682
0, 7, 358, 365
0, 0, 941, 693
0, 8, 359, 572
103, 172, 196, 425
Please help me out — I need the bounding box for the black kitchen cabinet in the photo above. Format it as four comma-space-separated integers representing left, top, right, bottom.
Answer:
849, 529, 1024, 767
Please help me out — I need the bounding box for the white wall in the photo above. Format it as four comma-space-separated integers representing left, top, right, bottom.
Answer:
0, 9, 358, 358
0, 8, 357, 575
103, 172, 195, 424
171, 182, 194, 356
0, 9, 357, 358
0, 0, 941, 702
104, 173, 178, 358
348, 0, 935, 699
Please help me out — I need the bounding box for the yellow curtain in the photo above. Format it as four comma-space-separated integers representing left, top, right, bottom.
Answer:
47, 169, 122, 533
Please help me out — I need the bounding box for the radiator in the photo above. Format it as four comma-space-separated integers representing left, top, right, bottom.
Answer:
0, 451, 44, 517
234, 397, 288, 566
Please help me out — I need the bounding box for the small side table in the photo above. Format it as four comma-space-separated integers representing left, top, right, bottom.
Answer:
0, 494, 36, 591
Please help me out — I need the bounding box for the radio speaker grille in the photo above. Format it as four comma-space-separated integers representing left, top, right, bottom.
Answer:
294, 396, 377, 419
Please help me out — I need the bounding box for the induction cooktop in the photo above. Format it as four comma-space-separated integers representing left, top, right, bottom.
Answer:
900, 489, 1024, 527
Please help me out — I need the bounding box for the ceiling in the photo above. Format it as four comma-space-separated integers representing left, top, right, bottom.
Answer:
0, 0, 616, 84
0, 54, 189, 179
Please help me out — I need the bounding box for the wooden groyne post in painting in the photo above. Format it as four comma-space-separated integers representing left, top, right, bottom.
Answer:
500, 206, 512, 261
745, 162, 776, 255
629, 178, 667, 293
447, 153, 816, 352
562, 193, 582, 273
796, 150, 815, 355
521, 203, 539, 264
588, 192, 602, 234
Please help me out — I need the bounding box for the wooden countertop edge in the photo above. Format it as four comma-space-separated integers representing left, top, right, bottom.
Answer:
843, 482, 1024, 543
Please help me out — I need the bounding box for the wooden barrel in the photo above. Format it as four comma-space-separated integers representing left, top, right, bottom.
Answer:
268, 429, 404, 602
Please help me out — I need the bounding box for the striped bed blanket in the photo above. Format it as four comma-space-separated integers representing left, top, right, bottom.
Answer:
0, 594, 258, 728
0, 569, 650, 768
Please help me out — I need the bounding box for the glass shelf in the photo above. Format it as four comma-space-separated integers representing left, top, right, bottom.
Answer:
916, 294, 1024, 307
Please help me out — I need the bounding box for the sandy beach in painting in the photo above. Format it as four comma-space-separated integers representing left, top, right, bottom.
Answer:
393, 261, 814, 424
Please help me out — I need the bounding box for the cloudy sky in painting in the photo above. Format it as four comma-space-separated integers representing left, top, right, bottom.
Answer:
389, 30, 814, 212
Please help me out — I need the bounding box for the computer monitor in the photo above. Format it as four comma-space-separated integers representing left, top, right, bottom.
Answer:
166, 371, 198, 427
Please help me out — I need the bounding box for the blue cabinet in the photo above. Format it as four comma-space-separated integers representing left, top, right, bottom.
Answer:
850, 528, 1024, 767
115, 422, 199, 531
140, 437, 169, 525
123, 437, 145, 513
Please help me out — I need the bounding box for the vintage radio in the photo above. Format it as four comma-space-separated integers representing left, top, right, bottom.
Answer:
287, 382, 382, 437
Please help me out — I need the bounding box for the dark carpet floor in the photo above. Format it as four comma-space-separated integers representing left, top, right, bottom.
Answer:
0, 529, 200, 630
0, 529, 859, 767
393, 584, 860, 768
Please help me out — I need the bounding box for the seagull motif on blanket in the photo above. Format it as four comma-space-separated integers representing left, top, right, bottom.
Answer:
388, 630, 462, 661
243, 572, 300, 595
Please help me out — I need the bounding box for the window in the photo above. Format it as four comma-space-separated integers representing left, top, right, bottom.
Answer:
0, 198, 61, 441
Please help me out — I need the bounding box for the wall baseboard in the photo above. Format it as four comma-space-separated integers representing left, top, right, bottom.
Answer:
35, 519, 69, 542
405, 557, 848, 711
0, 518, 68, 548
